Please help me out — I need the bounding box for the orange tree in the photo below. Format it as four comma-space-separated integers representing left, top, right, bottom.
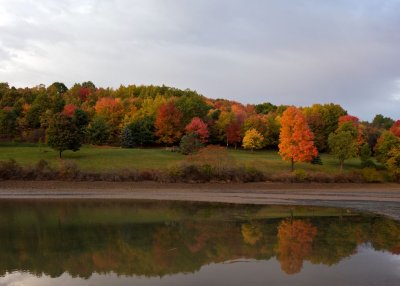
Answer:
278, 106, 318, 171
155, 101, 183, 145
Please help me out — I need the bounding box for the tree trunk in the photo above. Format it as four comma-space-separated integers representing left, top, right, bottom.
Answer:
340, 160, 343, 172
291, 158, 294, 172
59, 150, 62, 159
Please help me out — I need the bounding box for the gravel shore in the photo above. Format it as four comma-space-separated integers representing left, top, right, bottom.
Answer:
1, 181, 400, 221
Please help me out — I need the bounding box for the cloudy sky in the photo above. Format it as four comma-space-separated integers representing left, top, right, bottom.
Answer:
0, 0, 399, 120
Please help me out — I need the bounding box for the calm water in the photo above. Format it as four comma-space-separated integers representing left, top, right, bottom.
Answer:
0, 200, 399, 286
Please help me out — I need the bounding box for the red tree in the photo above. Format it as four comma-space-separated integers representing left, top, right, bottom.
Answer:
338, 115, 359, 127
338, 114, 366, 148
185, 117, 209, 143
155, 101, 183, 145
390, 120, 400, 137
226, 120, 242, 148
278, 106, 318, 171
62, 104, 77, 117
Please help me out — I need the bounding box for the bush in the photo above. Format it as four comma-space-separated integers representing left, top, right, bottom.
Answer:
293, 169, 308, 182
241, 166, 265, 182
361, 168, 384, 183
311, 155, 323, 165
34, 159, 56, 180
0, 159, 23, 180
58, 160, 80, 180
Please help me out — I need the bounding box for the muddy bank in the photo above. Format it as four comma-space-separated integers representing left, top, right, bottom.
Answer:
1, 180, 400, 221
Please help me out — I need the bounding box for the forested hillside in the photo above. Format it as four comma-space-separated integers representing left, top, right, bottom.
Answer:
0, 81, 396, 149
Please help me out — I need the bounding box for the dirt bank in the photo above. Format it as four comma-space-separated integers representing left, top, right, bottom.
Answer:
1, 180, 400, 221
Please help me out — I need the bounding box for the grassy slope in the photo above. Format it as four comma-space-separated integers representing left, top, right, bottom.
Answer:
0, 144, 368, 173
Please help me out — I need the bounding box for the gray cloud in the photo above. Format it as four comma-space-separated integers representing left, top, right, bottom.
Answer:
0, 0, 399, 120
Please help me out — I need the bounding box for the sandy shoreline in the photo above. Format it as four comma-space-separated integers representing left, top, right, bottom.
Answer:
1, 180, 400, 221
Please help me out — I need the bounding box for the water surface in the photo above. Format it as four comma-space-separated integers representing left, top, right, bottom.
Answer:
0, 200, 399, 285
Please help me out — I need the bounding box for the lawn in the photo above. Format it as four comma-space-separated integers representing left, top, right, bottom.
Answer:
0, 144, 368, 173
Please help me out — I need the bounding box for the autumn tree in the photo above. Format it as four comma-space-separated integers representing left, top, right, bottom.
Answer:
226, 120, 242, 148
387, 147, 400, 182
390, 120, 400, 137
62, 104, 78, 117
155, 101, 183, 145
242, 128, 264, 151
214, 110, 234, 144
337, 115, 366, 150
374, 131, 400, 164
46, 113, 82, 158
277, 219, 317, 274
303, 103, 347, 152
241, 223, 263, 245
278, 106, 318, 171
185, 117, 209, 143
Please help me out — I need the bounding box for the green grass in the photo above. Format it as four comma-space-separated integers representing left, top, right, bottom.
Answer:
0, 145, 184, 171
0, 144, 373, 173
229, 149, 368, 173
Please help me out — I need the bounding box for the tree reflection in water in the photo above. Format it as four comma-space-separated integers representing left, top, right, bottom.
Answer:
0, 200, 399, 278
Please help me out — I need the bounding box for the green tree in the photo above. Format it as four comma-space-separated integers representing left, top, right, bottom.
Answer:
46, 113, 82, 158
86, 117, 111, 145
179, 133, 203, 155
176, 94, 210, 125
328, 131, 357, 171
48, 82, 68, 95
360, 143, 375, 168
123, 116, 155, 147
372, 114, 394, 130
255, 102, 277, 114
0, 108, 18, 138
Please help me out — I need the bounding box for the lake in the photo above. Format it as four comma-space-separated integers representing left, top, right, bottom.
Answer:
0, 200, 399, 286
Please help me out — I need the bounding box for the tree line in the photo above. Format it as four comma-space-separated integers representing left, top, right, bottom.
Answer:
0, 81, 399, 176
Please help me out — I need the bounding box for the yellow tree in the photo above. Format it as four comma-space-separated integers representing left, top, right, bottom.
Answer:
278, 106, 318, 171
242, 128, 264, 151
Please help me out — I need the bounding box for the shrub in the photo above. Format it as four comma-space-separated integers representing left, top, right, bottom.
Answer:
293, 169, 308, 182
361, 168, 384, 183
34, 159, 56, 180
58, 160, 80, 180
241, 166, 265, 182
186, 145, 236, 174
311, 155, 323, 165
308, 172, 334, 183
0, 159, 23, 180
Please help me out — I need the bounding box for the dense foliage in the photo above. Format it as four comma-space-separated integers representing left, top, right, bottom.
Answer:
0, 81, 399, 174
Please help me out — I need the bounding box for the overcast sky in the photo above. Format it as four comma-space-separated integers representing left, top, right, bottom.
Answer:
0, 0, 399, 120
